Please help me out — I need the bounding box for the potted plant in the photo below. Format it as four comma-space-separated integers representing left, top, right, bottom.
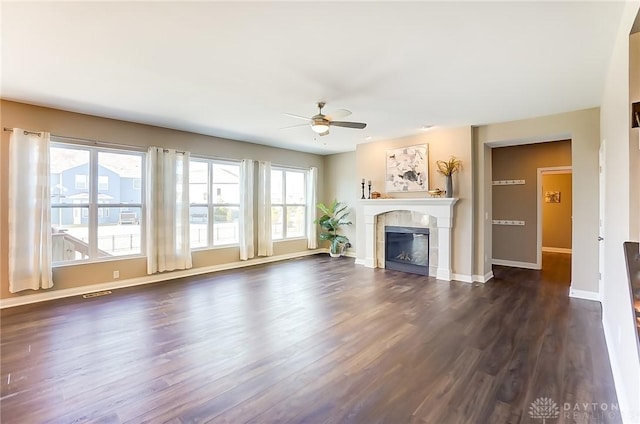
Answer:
435, 156, 462, 198
315, 200, 352, 257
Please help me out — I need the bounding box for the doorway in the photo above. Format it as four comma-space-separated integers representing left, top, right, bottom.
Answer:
538, 167, 573, 284
490, 140, 572, 271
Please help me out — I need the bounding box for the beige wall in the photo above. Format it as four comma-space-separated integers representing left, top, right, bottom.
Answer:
323, 151, 358, 254
354, 127, 475, 279
542, 173, 572, 250
0, 100, 324, 300
600, 3, 640, 416
491, 140, 571, 263
630, 32, 640, 238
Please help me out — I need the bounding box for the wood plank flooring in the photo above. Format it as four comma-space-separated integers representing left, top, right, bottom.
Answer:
0, 253, 620, 423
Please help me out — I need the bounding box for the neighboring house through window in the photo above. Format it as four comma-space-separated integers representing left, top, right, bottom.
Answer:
188, 158, 240, 248
271, 168, 306, 240
50, 141, 145, 263
98, 175, 109, 191
74, 174, 87, 190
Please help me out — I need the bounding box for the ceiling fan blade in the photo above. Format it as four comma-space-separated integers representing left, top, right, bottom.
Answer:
283, 113, 311, 121
280, 123, 310, 130
326, 109, 351, 120
330, 121, 367, 129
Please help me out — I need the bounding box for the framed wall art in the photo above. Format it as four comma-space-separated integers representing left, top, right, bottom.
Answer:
386, 144, 428, 192
545, 191, 561, 203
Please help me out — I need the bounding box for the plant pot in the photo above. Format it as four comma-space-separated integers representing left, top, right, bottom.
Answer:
329, 242, 345, 257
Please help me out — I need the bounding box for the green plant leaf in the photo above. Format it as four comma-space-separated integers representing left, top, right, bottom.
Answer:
334, 235, 349, 244
316, 202, 331, 216
319, 232, 334, 241
314, 199, 351, 248
334, 204, 348, 215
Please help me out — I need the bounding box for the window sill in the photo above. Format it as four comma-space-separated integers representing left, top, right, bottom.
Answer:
53, 254, 145, 268
273, 237, 307, 243
191, 244, 239, 252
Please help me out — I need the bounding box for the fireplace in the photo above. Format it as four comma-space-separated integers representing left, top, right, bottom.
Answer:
360, 198, 457, 281
385, 226, 430, 276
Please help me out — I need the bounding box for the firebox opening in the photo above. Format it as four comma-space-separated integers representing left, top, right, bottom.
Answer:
384, 226, 430, 276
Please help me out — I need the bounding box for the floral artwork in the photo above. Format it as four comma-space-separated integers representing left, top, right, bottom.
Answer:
386, 145, 428, 192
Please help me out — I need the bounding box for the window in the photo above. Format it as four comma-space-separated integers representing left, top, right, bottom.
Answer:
50, 143, 144, 263
271, 168, 306, 240
189, 159, 240, 248
133, 178, 141, 190
98, 175, 109, 191
75, 174, 88, 190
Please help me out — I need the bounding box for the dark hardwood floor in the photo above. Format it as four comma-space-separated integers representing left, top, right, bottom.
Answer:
1, 253, 620, 423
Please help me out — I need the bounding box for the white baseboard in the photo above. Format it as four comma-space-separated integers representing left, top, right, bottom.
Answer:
472, 271, 494, 283
451, 274, 473, 283
569, 287, 601, 302
354, 258, 365, 265
492, 259, 541, 270
316, 248, 357, 259
0, 249, 325, 309
602, 315, 635, 424
542, 247, 572, 254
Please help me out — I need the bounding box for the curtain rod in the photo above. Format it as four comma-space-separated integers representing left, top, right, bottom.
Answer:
3, 127, 42, 136
4, 127, 133, 149
4, 128, 185, 154
54, 135, 188, 155
4, 128, 311, 166
53, 134, 150, 152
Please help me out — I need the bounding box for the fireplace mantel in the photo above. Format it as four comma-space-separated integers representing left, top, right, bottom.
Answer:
360, 198, 458, 281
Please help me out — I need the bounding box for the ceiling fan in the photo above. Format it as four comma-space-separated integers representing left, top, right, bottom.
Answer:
283, 102, 367, 136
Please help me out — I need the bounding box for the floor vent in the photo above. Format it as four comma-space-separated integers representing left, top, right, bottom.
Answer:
82, 290, 112, 299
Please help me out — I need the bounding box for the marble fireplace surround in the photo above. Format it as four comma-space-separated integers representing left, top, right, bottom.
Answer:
359, 198, 458, 281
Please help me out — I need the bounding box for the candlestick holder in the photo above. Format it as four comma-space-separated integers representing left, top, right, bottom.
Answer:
361, 182, 366, 199
368, 183, 372, 199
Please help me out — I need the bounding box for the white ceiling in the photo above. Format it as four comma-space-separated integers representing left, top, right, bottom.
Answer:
1, 1, 626, 155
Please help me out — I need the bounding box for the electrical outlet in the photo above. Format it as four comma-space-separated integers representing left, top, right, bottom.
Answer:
113, 270, 119, 279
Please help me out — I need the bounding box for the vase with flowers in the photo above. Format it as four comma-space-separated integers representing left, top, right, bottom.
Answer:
436, 156, 462, 198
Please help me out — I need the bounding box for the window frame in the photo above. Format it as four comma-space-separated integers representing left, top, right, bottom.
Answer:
270, 166, 307, 241
189, 157, 241, 249
50, 140, 146, 265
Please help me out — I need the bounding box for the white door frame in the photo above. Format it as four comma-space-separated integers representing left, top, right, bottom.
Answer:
536, 166, 573, 269
598, 140, 606, 301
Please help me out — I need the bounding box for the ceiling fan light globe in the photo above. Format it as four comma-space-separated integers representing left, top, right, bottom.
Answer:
311, 123, 329, 133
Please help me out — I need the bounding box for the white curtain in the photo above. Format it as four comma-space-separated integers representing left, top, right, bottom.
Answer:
257, 161, 273, 256
8, 129, 53, 292
239, 159, 254, 260
146, 147, 192, 274
306, 167, 318, 249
